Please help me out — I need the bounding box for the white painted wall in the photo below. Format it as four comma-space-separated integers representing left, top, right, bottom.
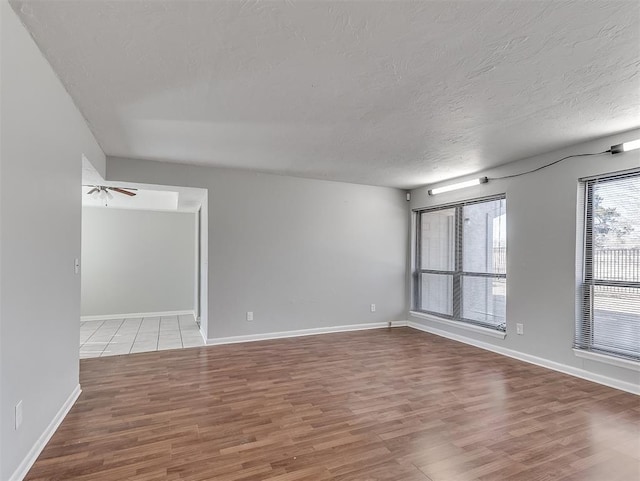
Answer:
81, 207, 196, 317
106, 159, 409, 341
408, 129, 640, 391
0, 4, 105, 480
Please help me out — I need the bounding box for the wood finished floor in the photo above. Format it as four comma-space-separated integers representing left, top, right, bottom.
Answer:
26, 328, 639, 481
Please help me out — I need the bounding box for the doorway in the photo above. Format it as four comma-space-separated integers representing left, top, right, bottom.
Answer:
79, 180, 208, 358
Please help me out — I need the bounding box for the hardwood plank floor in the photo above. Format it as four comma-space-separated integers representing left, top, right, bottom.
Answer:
25, 328, 639, 480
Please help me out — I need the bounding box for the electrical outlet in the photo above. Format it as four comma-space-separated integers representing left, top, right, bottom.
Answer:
370, 304, 376, 312
246, 311, 253, 321
516, 323, 524, 335
74, 258, 80, 275
15, 401, 23, 430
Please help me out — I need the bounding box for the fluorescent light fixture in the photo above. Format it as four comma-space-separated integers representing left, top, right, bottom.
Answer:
611, 139, 640, 154
428, 177, 488, 196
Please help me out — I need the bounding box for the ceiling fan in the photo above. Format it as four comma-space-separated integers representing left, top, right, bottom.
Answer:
84, 185, 137, 203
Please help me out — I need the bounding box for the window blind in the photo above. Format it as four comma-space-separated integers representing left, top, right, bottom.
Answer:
576, 170, 640, 361
415, 195, 507, 331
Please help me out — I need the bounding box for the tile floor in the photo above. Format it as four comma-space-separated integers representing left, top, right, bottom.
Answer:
80, 314, 205, 358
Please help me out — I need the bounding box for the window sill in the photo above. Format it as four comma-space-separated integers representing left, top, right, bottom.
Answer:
573, 349, 640, 372
409, 311, 507, 339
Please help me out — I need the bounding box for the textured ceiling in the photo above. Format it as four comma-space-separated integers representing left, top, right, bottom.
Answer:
11, 0, 640, 188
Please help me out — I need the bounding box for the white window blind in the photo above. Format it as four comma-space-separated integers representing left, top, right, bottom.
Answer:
415, 195, 507, 331
576, 170, 640, 362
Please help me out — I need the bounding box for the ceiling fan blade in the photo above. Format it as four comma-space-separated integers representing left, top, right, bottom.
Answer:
86, 187, 99, 195
108, 187, 137, 196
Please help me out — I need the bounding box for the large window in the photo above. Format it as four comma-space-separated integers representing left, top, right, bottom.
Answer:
576, 170, 640, 361
415, 195, 507, 331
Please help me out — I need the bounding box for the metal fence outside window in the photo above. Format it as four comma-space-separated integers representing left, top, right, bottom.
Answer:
593, 248, 640, 282
492, 247, 640, 282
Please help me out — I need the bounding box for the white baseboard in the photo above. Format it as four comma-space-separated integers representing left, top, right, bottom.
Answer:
9, 384, 82, 481
407, 321, 639, 395
207, 321, 408, 346
81, 310, 195, 321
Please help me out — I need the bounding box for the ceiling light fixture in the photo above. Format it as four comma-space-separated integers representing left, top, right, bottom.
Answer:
472, 139, 637, 184
610, 139, 640, 154
428, 177, 488, 196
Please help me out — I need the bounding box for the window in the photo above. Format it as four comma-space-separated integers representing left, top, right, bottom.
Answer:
576, 170, 640, 362
415, 195, 507, 331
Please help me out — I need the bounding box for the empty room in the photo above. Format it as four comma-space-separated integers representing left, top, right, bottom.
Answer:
0, 1, 638, 481
80, 181, 207, 357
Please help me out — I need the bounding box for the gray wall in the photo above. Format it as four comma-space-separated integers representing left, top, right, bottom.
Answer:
0, 4, 105, 479
409, 129, 640, 389
81, 207, 196, 317
106, 159, 409, 340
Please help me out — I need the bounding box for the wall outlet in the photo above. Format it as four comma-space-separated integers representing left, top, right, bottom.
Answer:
15, 400, 23, 430
370, 304, 376, 312
74, 258, 80, 275
516, 323, 524, 335
246, 311, 254, 321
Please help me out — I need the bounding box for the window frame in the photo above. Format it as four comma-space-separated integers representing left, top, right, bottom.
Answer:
577, 170, 640, 362
414, 194, 507, 332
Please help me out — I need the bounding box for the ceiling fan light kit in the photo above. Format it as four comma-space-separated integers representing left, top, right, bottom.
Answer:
84, 185, 137, 206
